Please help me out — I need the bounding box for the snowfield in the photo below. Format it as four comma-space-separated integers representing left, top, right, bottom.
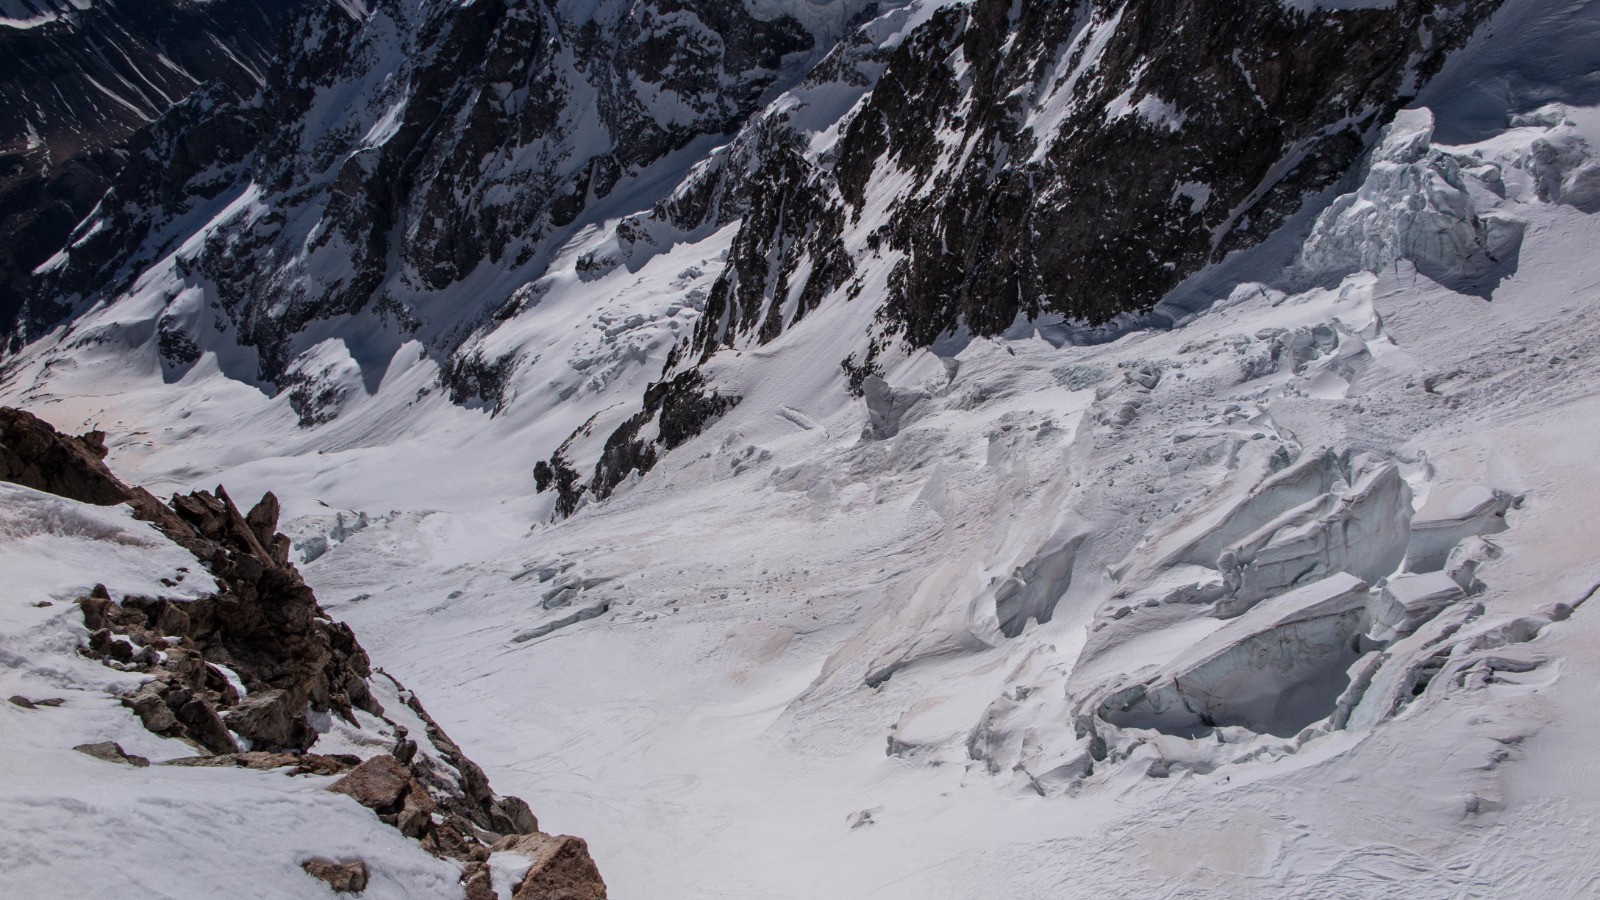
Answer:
4, 1, 1600, 897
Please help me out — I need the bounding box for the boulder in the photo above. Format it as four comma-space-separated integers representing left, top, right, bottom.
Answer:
396, 780, 438, 839
73, 741, 150, 767
495, 833, 608, 900
301, 859, 369, 893
328, 755, 413, 811
176, 695, 240, 755
462, 863, 497, 900
124, 684, 179, 733
224, 688, 311, 752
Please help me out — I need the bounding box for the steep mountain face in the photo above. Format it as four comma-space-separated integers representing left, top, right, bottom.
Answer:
555, 0, 1503, 507
0, 0, 305, 346
698, 0, 1499, 352
22, 0, 881, 387
16, 1, 1498, 432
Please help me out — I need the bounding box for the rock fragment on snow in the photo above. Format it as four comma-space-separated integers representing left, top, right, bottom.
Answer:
301, 858, 369, 893
164, 751, 359, 776
73, 741, 149, 767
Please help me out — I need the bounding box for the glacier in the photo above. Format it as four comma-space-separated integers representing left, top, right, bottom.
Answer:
3, 0, 1600, 897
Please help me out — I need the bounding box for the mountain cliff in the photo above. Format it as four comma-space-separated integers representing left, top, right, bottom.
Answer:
0, 0, 306, 346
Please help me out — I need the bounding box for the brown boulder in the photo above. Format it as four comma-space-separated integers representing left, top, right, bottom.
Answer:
396, 783, 438, 839
328, 754, 413, 811
224, 688, 311, 752
176, 695, 240, 755
77, 592, 144, 632
461, 863, 497, 900
301, 858, 369, 893
73, 741, 150, 767
421, 821, 487, 863
124, 685, 179, 733
494, 833, 608, 900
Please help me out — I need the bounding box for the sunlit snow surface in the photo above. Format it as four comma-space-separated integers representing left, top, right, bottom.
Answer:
5, 2, 1600, 897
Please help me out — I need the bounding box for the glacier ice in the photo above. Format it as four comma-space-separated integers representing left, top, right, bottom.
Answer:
1296, 107, 1525, 293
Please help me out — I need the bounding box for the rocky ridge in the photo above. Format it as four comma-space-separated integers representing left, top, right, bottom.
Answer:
0, 406, 606, 899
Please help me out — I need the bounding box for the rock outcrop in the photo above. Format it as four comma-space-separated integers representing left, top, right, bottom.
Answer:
0, 406, 607, 898
494, 833, 609, 900
689, 0, 1504, 357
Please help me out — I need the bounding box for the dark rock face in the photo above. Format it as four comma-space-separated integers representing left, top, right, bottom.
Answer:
696, 0, 1502, 358
542, 0, 1499, 514
0, 406, 607, 897
26, 0, 816, 385
586, 370, 739, 505
6, 2, 1501, 523
691, 122, 856, 357
0, 0, 308, 347
533, 367, 739, 517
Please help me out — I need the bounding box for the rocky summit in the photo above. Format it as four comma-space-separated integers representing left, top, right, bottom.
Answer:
3, 0, 1600, 896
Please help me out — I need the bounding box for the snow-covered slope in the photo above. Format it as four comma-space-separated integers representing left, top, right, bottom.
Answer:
5, 0, 1600, 897
0, 486, 462, 894
0, 409, 606, 897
